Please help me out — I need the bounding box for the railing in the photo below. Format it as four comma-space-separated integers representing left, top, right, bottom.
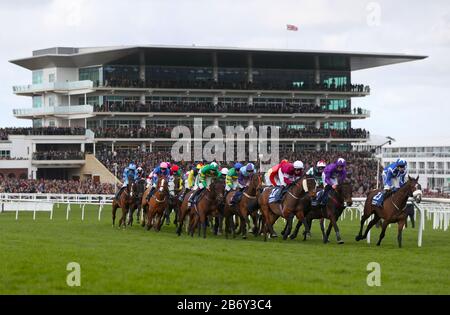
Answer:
13, 105, 93, 116
12, 80, 94, 93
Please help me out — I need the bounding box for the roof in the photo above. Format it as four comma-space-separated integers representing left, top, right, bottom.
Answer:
9, 44, 427, 71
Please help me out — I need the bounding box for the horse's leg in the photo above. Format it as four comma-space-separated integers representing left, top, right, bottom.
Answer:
376, 220, 390, 246
356, 212, 371, 241
283, 212, 295, 241
329, 214, 344, 244
251, 212, 258, 236
112, 203, 117, 227
397, 219, 406, 248
319, 218, 326, 241
361, 214, 381, 240
289, 219, 302, 240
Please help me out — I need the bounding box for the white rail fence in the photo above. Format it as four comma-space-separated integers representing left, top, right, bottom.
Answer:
0, 193, 114, 221
0, 194, 449, 247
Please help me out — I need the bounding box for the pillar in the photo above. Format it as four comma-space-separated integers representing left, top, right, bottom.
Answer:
139, 50, 146, 83
248, 95, 253, 105
81, 143, 85, 153
212, 52, 218, 82
314, 56, 320, 84
93, 142, 96, 156
247, 53, 253, 83
140, 117, 146, 128
315, 120, 321, 129
316, 143, 321, 151
213, 95, 219, 106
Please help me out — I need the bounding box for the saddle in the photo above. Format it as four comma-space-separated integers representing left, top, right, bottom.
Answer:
268, 186, 284, 204
231, 189, 244, 205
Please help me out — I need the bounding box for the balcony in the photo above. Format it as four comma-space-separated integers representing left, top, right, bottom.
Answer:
12, 80, 94, 96
13, 105, 94, 119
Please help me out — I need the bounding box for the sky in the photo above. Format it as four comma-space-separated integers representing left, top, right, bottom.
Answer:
0, 0, 449, 145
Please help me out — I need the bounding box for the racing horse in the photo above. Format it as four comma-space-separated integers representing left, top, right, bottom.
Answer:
355, 175, 420, 247
258, 177, 314, 242
298, 181, 353, 244
279, 176, 317, 240
162, 173, 183, 226
127, 177, 146, 226
145, 176, 169, 231
188, 177, 225, 238
112, 177, 136, 228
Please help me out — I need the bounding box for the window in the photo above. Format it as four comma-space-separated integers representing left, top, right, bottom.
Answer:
48, 95, 55, 107
32, 70, 43, 84
33, 119, 42, 128
79, 67, 100, 85
48, 120, 56, 127
0, 150, 11, 158
49, 73, 55, 83
33, 96, 42, 108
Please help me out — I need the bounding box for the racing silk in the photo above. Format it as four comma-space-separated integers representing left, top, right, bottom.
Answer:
226, 168, 239, 190
152, 166, 170, 185
268, 162, 285, 186
122, 167, 137, 185
198, 164, 220, 188
383, 161, 407, 189
277, 167, 292, 187
185, 170, 196, 189
323, 163, 347, 186
306, 167, 324, 186
238, 166, 252, 187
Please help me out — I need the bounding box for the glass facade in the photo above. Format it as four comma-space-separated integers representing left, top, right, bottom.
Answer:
320, 71, 350, 88
32, 96, 42, 108
33, 119, 42, 128
146, 66, 213, 82
218, 68, 248, 83
320, 99, 350, 112
79, 67, 101, 86
252, 68, 315, 89
32, 70, 43, 84
323, 121, 349, 130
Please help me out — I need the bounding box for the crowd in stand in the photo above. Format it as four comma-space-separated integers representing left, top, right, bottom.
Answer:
0, 127, 85, 140
103, 76, 370, 93
94, 101, 366, 115
32, 151, 85, 160
92, 126, 368, 139
0, 178, 115, 194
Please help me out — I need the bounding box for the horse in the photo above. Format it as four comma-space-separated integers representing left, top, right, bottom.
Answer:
355, 175, 420, 247
145, 176, 169, 231
176, 189, 196, 236
188, 177, 225, 238
279, 177, 317, 240
127, 177, 146, 226
163, 174, 183, 226
258, 177, 314, 242
112, 178, 136, 228
292, 181, 353, 244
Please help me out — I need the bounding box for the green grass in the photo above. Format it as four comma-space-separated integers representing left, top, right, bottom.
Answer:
0, 204, 449, 294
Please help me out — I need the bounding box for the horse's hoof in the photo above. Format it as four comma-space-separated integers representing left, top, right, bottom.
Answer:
355, 235, 361, 241
271, 233, 278, 238
323, 239, 330, 244
242, 235, 247, 240
337, 240, 344, 244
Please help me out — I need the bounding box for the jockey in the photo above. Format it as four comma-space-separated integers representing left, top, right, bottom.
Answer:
272, 162, 295, 202
292, 160, 305, 181
146, 162, 170, 201
185, 164, 201, 190
373, 158, 408, 207
188, 162, 220, 206
169, 164, 184, 194
318, 158, 347, 205
238, 163, 256, 188
136, 166, 145, 180
306, 160, 327, 188
266, 159, 289, 186
225, 162, 242, 193
115, 162, 137, 200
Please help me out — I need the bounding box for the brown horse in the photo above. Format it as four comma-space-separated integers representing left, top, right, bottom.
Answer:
355, 175, 420, 247
188, 177, 225, 238
127, 177, 146, 226
176, 189, 196, 236
145, 176, 169, 231
293, 182, 353, 244
280, 177, 317, 240
163, 174, 183, 226
258, 177, 314, 242
112, 180, 136, 228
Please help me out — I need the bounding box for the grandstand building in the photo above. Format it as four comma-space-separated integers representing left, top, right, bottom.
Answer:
1, 45, 426, 181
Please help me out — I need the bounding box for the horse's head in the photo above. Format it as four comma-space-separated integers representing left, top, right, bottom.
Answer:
173, 174, 182, 191
249, 172, 263, 191
337, 181, 353, 207
302, 176, 317, 198
407, 175, 421, 202
210, 177, 225, 202
155, 176, 169, 197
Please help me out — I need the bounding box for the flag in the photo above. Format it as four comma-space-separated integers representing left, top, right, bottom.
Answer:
286, 24, 298, 31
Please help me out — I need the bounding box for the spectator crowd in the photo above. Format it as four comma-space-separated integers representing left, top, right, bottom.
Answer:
32, 151, 85, 160
0, 178, 115, 194
0, 127, 85, 140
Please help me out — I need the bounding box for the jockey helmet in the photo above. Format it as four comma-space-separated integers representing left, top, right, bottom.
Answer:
196, 163, 202, 170
246, 163, 255, 172
171, 165, 179, 172
128, 163, 136, 170
396, 158, 407, 167
137, 167, 143, 173
210, 162, 218, 168
234, 162, 243, 170
160, 162, 168, 169
317, 160, 327, 168
220, 168, 229, 176
280, 159, 289, 165
336, 158, 346, 167
293, 160, 304, 169
281, 163, 294, 175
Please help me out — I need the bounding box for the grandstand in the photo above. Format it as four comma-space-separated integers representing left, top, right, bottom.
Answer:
0, 45, 426, 187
